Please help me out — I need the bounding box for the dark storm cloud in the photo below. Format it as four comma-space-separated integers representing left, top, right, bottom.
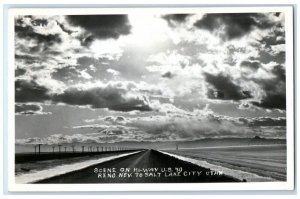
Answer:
76, 56, 106, 69
52, 86, 152, 112
15, 24, 62, 47
162, 14, 192, 27
15, 78, 153, 112
272, 64, 286, 81
79, 35, 95, 47
204, 72, 252, 100
163, 14, 191, 22
51, 66, 81, 83
258, 24, 285, 47
56, 20, 77, 35
259, 51, 285, 64
31, 18, 48, 26
52, 56, 115, 83
251, 94, 286, 110
256, 26, 285, 65
15, 54, 39, 65
15, 103, 41, 113
161, 71, 175, 79
240, 60, 261, 71
15, 79, 51, 103
66, 15, 131, 40
15, 68, 26, 77
194, 13, 275, 40
274, 12, 281, 17
15, 18, 62, 57
251, 64, 286, 110
249, 117, 286, 127
15, 103, 50, 115
238, 116, 286, 127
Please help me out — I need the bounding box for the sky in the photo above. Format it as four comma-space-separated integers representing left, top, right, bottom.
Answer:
14, 12, 287, 146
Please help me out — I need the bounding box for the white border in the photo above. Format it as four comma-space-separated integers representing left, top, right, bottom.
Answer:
7, 6, 294, 192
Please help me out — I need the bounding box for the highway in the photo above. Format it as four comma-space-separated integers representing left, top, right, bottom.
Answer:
37, 149, 240, 183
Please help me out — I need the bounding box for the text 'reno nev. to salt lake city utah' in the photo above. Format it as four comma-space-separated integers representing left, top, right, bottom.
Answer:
14, 11, 288, 184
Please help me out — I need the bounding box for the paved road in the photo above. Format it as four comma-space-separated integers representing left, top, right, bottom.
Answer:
37, 149, 240, 183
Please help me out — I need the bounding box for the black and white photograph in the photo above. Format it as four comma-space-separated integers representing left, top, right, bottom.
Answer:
8, 7, 294, 191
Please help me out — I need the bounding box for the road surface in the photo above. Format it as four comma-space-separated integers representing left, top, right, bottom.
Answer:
37, 149, 240, 183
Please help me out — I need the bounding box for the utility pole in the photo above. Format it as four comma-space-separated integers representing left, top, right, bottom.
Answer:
72, 145, 75, 152
34, 145, 37, 154
38, 144, 42, 155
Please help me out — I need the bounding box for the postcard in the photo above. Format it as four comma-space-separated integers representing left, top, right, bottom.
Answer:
7, 6, 294, 192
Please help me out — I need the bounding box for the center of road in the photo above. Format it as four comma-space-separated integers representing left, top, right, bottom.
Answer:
37, 149, 240, 183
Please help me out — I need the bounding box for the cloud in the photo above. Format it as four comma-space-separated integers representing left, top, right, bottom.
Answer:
162, 14, 192, 27
247, 117, 286, 127
15, 22, 62, 50
259, 28, 285, 48
240, 60, 261, 71
15, 103, 51, 115
251, 93, 285, 110
272, 64, 285, 81
257, 26, 285, 65
259, 50, 285, 65
125, 111, 285, 140
16, 137, 44, 145
204, 72, 252, 100
103, 116, 126, 123
72, 124, 111, 129
79, 69, 92, 79
56, 20, 77, 35
16, 103, 286, 144
14, 15, 95, 83
51, 65, 81, 83
106, 68, 120, 76
77, 108, 267, 141
30, 18, 48, 26
251, 64, 286, 110
15, 68, 27, 77
75, 34, 95, 47
52, 83, 152, 112
15, 77, 168, 112
147, 51, 190, 70
161, 71, 175, 79
16, 134, 79, 145
16, 128, 150, 145
15, 79, 51, 103
194, 13, 276, 41
66, 15, 131, 40
83, 115, 129, 124
15, 54, 40, 65
77, 56, 100, 68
